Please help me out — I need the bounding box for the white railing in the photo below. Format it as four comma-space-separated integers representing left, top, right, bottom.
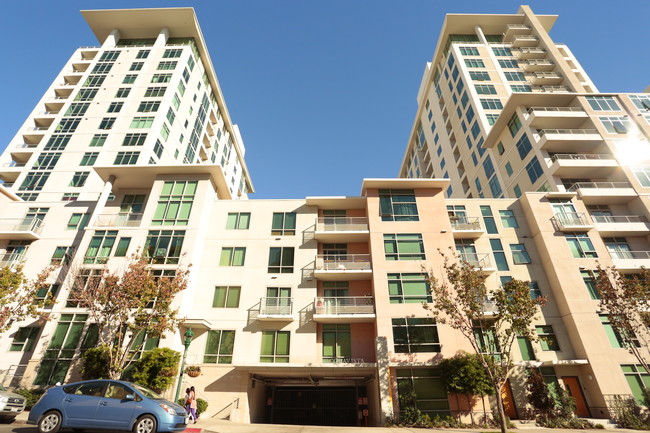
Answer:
534, 72, 562, 78
550, 153, 613, 162
568, 182, 632, 191
512, 35, 537, 41
539, 128, 599, 136
94, 213, 143, 227
450, 216, 482, 231
0, 253, 26, 268
609, 250, 650, 260
592, 215, 647, 224
259, 297, 292, 316
316, 217, 368, 232
458, 252, 493, 269
25, 126, 48, 131
315, 254, 371, 271
0, 217, 44, 234
505, 24, 531, 31
528, 106, 584, 114
522, 59, 554, 65
14, 143, 37, 149
1, 162, 26, 168
518, 47, 546, 53
552, 212, 591, 227
314, 296, 374, 315
540, 86, 570, 92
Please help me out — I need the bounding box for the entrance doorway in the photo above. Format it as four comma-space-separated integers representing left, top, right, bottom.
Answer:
561, 376, 590, 417
267, 386, 358, 426
501, 380, 518, 419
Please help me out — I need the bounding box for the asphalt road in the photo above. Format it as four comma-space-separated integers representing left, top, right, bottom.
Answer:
0, 425, 132, 433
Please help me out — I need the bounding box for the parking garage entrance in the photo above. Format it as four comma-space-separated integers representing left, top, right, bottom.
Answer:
266, 386, 362, 426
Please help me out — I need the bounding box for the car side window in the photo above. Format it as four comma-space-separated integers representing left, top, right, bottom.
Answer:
75, 382, 106, 397
105, 383, 133, 400
62, 385, 79, 394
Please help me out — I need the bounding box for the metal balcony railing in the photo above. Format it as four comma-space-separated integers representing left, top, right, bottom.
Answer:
505, 24, 531, 31
522, 59, 554, 65
0, 217, 44, 234
568, 182, 632, 191
316, 217, 368, 232
315, 254, 371, 271
259, 297, 293, 316
314, 296, 375, 315
550, 153, 613, 162
527, 106, 584, 114
94, 213, 143, 227
552, 212, 591, 227
450, 216, 481, 231
458, 252, 493, 269
608, 251, 650, 260
1, 162, 26, 168
592, 215, 647, 224
539, 128, 599, 136
533, 72, 562, 78
0, 253, 25, 268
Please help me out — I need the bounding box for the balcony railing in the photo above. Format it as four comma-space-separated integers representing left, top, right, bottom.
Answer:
550, 153, 613, 162
25, 126, 49, 131
315, 254, 371, 271
539, 128, 599, 136
533, 72, 562, 78
0, 253, 25, 268
316, 217, 368, 232
0, 217, 44, 234
527, 106, 584, 114
608, 250, 650, 260
458, 252, 493, 269
568, 182, 632, 191
314, 296, 374, 315
552, 212, 591, 227
505, 24, 531, 31
1, 162, 26, 168
522, 59, 554, 66
592, 215, 647, 224
94, 213, 143, 227
14, 143, 38, 149
450, 216, 481, 231
259, 297, 293, 316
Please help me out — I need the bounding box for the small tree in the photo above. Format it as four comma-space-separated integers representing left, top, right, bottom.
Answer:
438, 353, 493, 423
596, 265, 650, 374
0, 265, 52, 333
71, 254, 190, 379
526, 368, 555, 419
424, 251, 546, 433
126, 347, 180, 393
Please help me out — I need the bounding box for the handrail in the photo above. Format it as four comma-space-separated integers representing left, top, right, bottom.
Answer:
552, 212, 591, 227
457, 252, 493, 269
450, 216, 482, 231
539, 128, 599, 136
315, 254, 371, 271
212, 398, 239, 419
93, 213, 143, 227
314, 296, 375, 315
0, 217, 44, 234
550, 153, 613, 162
527, 106, 584, 113
259, 297, 293, 315
2, 162, 26, 168
592, 215, 647, 224
568, 181, 632, 191
316, 217, 368, 232
609, 250, 650, 260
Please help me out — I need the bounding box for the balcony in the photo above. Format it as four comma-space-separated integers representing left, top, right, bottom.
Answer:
532, 85, 570, 93
548, 154, 618, 177
536, 129, 602, 153
514, 47, 546, 59
450, 216, 484, 238
0, 218, 44, 240
314, 217, 369, 242
592, 215, 650, 236
503, 24, 531, 41
458, 252, 496, 273
567, 182, 637, 204
526, 107, 588, 129
0, 253, 25, 269
551, 212, 593, 232
481, 299, 499, 316
314, 254, 372, 280
93, 213, 143, 228
608, 250, 650, 271
257, 297, 293, 321
313, 296, 375, 323
510, 35, 538, 47
531, 72, 563, 85
520, 59, 554, 72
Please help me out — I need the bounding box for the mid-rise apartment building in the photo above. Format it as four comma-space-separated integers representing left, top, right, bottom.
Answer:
1, 5, 650, 428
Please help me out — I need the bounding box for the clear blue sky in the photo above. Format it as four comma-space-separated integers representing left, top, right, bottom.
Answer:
1, 1, 648, 199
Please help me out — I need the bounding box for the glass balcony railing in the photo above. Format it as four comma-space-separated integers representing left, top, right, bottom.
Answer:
457, 252, 493, 269
94, 213, 143, 227
592, 215, 647, 224
259, 297, 293, 316
315, 254, 371, 271
568, 182, 632, 191
608, 250, 650, 260
314, 296, 375, 315
450, 216, 481, 231
551, 212, 591, 227
0, 217, 44, 234
316, 217, 368, 232
550, 153, 613, 162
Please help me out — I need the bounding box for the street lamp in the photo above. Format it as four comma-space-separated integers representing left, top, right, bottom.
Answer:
174, 327, 195, 402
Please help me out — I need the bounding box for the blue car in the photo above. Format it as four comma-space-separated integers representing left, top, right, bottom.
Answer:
27, 380, 187, 433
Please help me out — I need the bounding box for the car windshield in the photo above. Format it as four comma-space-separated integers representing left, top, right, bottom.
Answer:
130, 383, 162, 399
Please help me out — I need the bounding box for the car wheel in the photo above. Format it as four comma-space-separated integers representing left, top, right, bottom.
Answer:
133, 414, 157, 433
38, 410, 62, 433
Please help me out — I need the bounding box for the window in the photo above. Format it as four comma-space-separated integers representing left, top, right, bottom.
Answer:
138, 101, 160, 113
489, 239, 509, 271
51, 246, 74, 266
144, 87, 167, 97
69, 172, 89, 187
581, 270, 599, 299
19, 172, 50, 191
99, 50, 120, 61
268, 247, 294, 273
65, 103, 90, 116
511, 85, 532, 92
45, 134, 71, 151
114, 238, 131, 257
56, 118, 80, 132
600, 116, 631, 134
33, 152, 61, 170
475, 84, 496, 95
136, 50, 150, 59
130, 62, 144, 71
224, 212, 251, 230
469, 71, 490, 81
157, 61, 177, 70
187, 56, 195, 70
178, 81, 186, 96
82, 75, 106, 87
464, 59, 485, 68
166, 108, 176, 125
529, 281, 542, 299
213, 286, 241, 308
481, 98, 503, 110
75, 89, 98, 101
392, 318, 441, 353
163, 49, 183, 58
152, 181, 197, 225
154, 140, 164, 158
84, 230, 117, 264
586, 96, 621, 111
525, 157, 544, 184
600, 314, 626, 348
151, 74, 172, 84
90, 134, 107, 147
536, 325, 560, 351
115, 88, 131, 98
172, 94, 181, 110
388, 273, 431, 303
114, 152, 139, 165
492, 47, 512, 56
622, 365, 650, 405
517, 336, 536, 361
510, 244, 531, 264
470, 122, 481, 139
204, 330, 235, 364
498, 59, 519, 68
630, 95, 650, 111
107, 102, 123, 113
515, 134, 532, 159
120, 195, 145, 214
61, 193, 79, 202
632, 166, 650, 187
10, 326, 40, 352
499, 210, 518, 228
122, 74, 137, 84
384, 234, 425, 260
508, 114, 522, 137
322, 324, 351, 363
459, 46, 479, 55
183, 68, 191, 82
220, 247, 246, 266
123, 133, 147, 146
98, 118, 115, 130
143, 230, 185, 264
504, 71, 526, 81
67, 213, 89, 230
513, 184, 522, 197
130, 117, 154, 129
395, 368, 449, 418
565, 233, 597, 258
260, 331, 289, 363
379, 189, 418, 221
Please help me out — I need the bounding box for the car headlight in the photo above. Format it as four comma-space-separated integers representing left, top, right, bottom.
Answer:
0, 396, 8, 403
159, 403, 176, 415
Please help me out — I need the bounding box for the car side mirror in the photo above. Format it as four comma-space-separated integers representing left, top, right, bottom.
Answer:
125, 394, 135, 400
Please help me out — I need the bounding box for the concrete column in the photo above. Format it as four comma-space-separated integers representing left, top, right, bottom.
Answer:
155, 28, 170, 47
474, 25, 488, 45
375, 336, 393, 423
103, 29, 120, 48
88, 175, 116, 227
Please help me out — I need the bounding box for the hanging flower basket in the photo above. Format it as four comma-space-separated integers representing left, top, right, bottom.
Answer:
185, 366, 201, 377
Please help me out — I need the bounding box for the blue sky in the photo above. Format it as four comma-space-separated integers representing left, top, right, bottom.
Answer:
1, 1, 648, 199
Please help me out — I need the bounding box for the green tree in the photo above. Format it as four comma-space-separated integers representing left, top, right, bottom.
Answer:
525, 368, 555, 419
424, 251, 546, 433
0, 265, 52, 333
126, 347, 180, 393
71, 254, 190, 379
439, 353, 493, 424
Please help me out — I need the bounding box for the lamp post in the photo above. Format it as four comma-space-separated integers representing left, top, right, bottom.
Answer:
174, 327, 194, 402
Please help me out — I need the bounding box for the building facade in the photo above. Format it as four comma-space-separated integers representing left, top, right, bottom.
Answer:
1, 5, 650, 428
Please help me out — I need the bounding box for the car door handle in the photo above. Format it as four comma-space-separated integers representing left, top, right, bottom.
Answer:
64, 398, 72, 402
99, 401, 107, 406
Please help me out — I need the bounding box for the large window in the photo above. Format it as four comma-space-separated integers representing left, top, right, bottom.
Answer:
114, 152, 139, 165
565, 233, 597, 258
84, 230, 117, 264
392, 318, 441, 353
475, 84, 497, 95
379, 189, 418, 221
525, 157, 544, 184
586, 96, 621, 111
268, 247, 294, 273
632, 166, 650, 187
499, 210, 518, 228
322, 324, 351, 363
260, 331, 290, 363
396, 369, 450, 418
388, 273, 431, 303
510, 243, 531, 264
536, 325, 560, 351
67, 213, 89, 230
10, 326, 40, 352
144, 230, 185, 264
19, 172, 50, 191
515, 135, 532, 160
152, 181, 197, 225
219, 247, 246, 266
213, 286, 241, 308
130, 117, 154, 129
271, 212, 296, 235
123, 133, 147, 146
226, 212, 250, 229
384, 234, 425, 260
80, 152, 99, 166
204, 330, 235, 364
51, 246, 74, 266
600, 116, 631, 134
508, 114, 522, 137
622, 365, 650, 405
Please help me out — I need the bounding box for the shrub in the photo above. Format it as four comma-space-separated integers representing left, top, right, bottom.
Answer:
176, 397, 209, 418
15, 389, 45, 410
608, 394, 650, 430
125, 347, 180, 393
80, 345, 111, 380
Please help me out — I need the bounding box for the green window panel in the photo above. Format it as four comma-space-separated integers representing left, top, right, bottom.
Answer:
384, 234, 425, 260
144, 230, 185, 264
204, 330, 235, 364
83, 230, 117, 264
220, 247, 246, 266
226, 212, 250, 229
152, 181, 197, 226
517, 336, 535, 361
536, 325, 560, 351
213, 286, 241, 308
392, 318, 440, 353
388, 273, 431, 303
268, 247, 294, 273
271, 212, 296, 235
379, 189, 418, 221
322, 324, 351, 363
10, 327, 40, 352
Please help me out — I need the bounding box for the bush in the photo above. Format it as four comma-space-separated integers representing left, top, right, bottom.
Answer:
80, 345, 111, 380
608, 394, 650, 430
125, 347, 180, 393
176, 397, 209, 418
15, 389, 45, 410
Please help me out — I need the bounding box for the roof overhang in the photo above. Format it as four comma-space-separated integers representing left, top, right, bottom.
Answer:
361, 178, 449, 195
305, 196, 367, 209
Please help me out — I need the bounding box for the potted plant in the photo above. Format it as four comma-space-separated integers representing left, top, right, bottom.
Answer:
185, 365, 201, 378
